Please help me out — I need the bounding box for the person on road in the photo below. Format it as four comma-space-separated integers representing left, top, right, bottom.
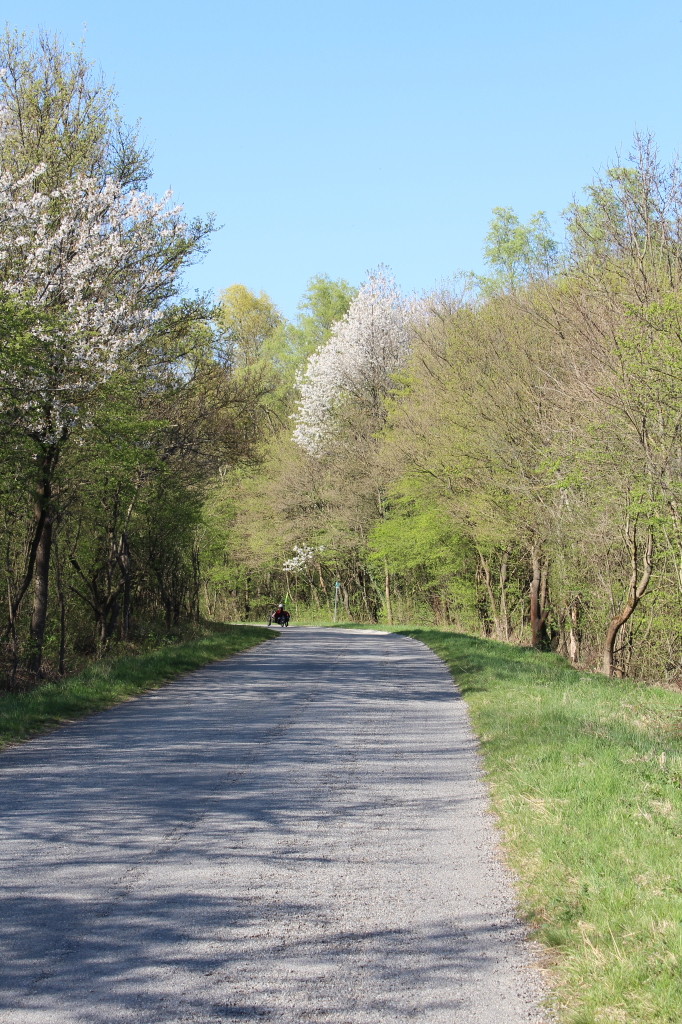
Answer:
272, 603, 290, 626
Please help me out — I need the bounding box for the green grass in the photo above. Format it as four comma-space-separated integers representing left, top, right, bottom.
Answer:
395, 628, 682, 1024
0, 622, 273, 748
329, 620, 407, 630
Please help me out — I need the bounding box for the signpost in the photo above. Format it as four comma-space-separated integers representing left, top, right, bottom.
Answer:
333, 581, 340, 623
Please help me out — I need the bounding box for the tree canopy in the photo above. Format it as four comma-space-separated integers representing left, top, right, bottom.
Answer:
0, 31, 680, 689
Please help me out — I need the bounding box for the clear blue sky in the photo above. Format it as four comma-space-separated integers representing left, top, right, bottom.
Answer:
5, 0, 682, 318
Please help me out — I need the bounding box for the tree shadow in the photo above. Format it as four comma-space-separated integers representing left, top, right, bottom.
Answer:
0, 626, 542, 1022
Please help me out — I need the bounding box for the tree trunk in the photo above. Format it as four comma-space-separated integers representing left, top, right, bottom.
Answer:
190, 546, 200, 622
69, 554, 124, 654
3, 504, 48, 646
53, 531, 66, 676
603, 527, 653, 678
384, 556, 393, 626
202, 581, 214, 620
119, 533, 131, 640
529, 547, 550, 650
28, 518, 53, 674
6, 579, 18, 691
567, 600, 581, 665
478, 553, 499, 634
499, 551, 510, 640
101, 597, 120, 645
27, 450, 58, 675
317, 564, 332, 615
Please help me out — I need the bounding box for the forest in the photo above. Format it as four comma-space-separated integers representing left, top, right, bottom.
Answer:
3, 29, 682, 687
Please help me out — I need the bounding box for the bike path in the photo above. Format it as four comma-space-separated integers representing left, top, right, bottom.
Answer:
0, 627, 549, 1023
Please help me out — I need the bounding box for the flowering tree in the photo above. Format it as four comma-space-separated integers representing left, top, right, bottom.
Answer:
0, 170, 197, 436
282, 545, 316, 572
0, 164, 209, 671
292, 267, 417, 454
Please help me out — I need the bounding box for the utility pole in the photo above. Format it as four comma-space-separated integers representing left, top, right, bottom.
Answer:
334, 581, 340, 623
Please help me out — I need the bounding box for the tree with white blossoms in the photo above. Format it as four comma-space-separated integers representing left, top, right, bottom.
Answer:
292, 266, 417, 454
0, 165, 210, 672
282, 545, 316, 572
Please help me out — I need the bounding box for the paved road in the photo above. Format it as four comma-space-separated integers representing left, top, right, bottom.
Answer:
0, 627, 548, 1023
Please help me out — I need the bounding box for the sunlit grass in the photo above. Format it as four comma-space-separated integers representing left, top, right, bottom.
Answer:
0, 622, 273, 748
399, 628, 682, 1024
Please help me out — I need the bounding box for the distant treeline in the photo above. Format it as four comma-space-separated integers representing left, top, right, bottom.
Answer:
208, 140, 682, 684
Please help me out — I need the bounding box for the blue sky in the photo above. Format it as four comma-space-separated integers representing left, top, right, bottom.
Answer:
5, 0, 682, 318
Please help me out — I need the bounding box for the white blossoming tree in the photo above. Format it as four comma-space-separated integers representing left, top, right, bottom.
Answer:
292, 267, 417, 454
0, 165, 209, 671
282, 545, 316, 572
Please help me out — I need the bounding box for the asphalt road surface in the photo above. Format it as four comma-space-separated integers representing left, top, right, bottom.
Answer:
0, 627, 549, 1023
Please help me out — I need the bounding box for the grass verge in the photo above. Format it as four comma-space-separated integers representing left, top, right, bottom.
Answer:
393, 627, 682, 1024
0, 622, 273, 749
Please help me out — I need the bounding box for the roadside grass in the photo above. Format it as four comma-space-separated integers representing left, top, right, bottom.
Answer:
0, 622, 273, 749
329, 621, 400, 630
396, 628, 682, 1024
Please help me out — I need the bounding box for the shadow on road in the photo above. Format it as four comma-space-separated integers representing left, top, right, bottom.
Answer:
0, 628, 544, 1023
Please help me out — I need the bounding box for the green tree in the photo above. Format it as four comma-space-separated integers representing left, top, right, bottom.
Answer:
281, 273, 358, 366
216, 284, 283, 367
0, 27, 150, 190
481, 206, 558, 291
0, 33, 227, 682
